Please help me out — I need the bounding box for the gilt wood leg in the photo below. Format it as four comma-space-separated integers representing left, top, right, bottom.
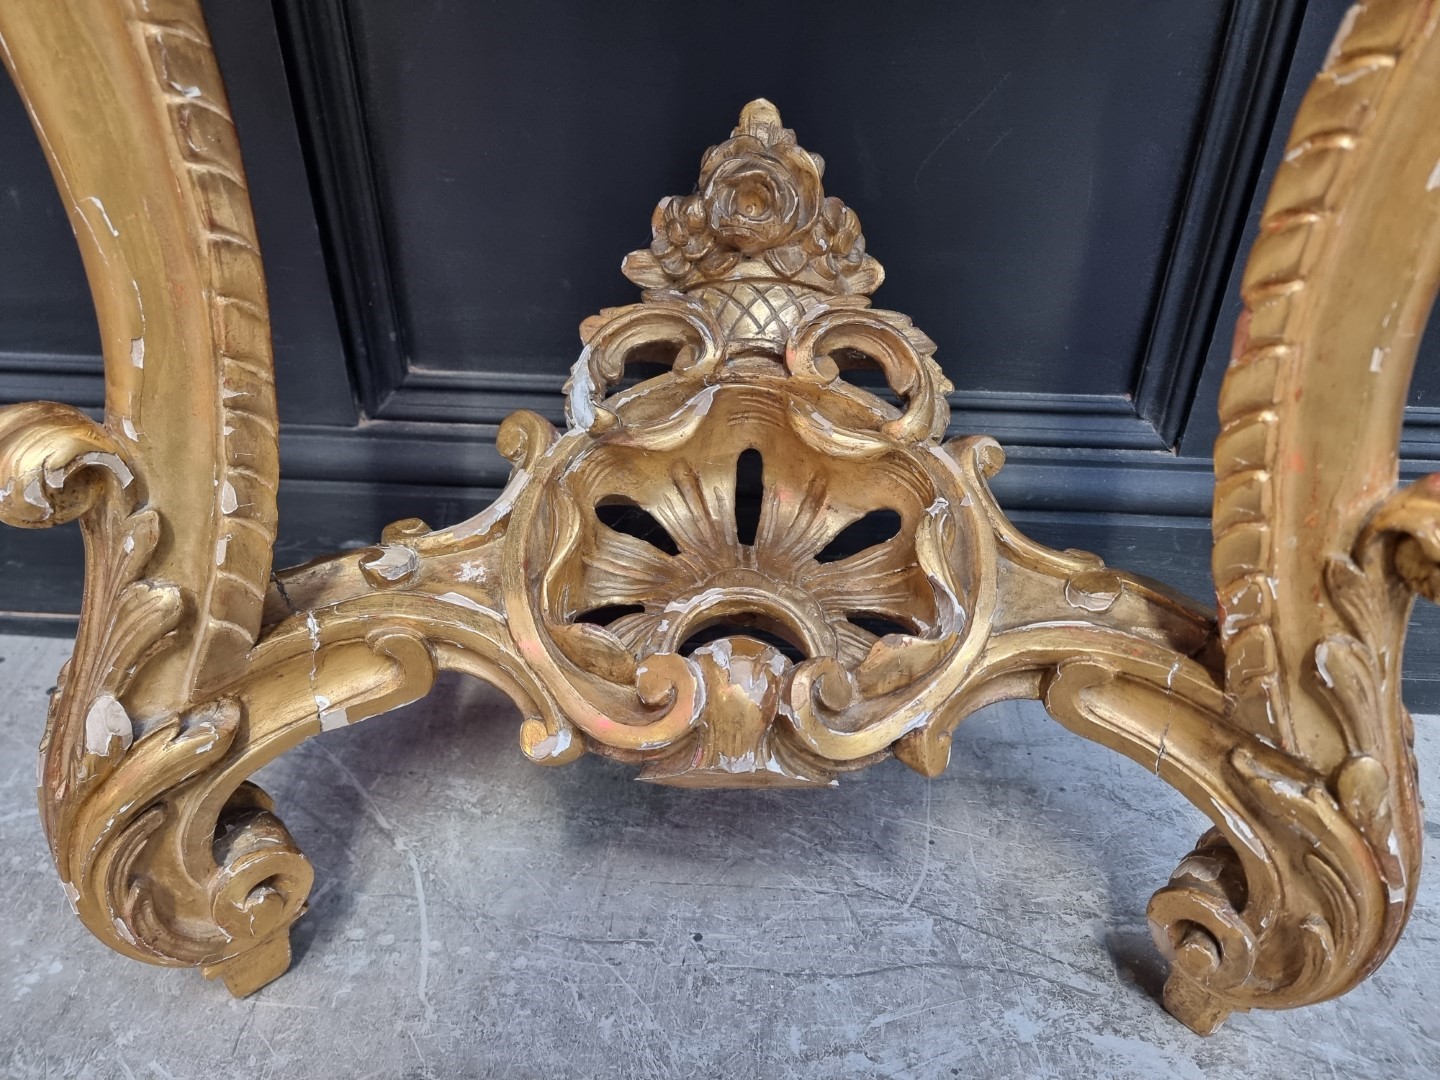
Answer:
0, 0, 1437, 1031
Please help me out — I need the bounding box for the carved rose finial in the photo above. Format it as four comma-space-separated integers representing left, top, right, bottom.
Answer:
621, 99, 884, 298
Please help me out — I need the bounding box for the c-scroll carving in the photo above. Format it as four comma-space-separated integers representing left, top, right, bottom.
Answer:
1138, 0, 1440, 1033
1, 0, 1437, 1038
0, 0, 294, 994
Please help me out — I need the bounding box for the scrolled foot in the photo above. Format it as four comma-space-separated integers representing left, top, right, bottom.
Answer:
202, 933, 295, 998
1161, 960, 1234, 1036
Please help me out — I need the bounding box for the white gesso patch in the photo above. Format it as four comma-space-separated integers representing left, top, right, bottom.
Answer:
320, 706, 350, 731
215, 534, 230, 565
22, 478, 49, 513
48, 452, 134, 492
187, 719, 219, 756
1324, 5, 1363, 71
82, 195, 119, 237
121, 416, 139, 441
315, 693, 349, 731
448, 468, 527, 540
530, 725, 573, 760
365, 544, 419, 581
219, 480, 239, 514
84, 693, 134, 757
434, 591, 502, 619
567, 355, 598, 429
1428, 157, 1440, 192
130, 337, 144, 368
1328, 61, 1385, 87
1315, 640, 1336, 689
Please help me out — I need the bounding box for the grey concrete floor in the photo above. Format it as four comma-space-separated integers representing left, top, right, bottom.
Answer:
1, 632, 1437, 1079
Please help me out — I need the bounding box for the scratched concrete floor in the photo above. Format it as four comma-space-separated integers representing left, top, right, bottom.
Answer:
1, 633, 1437, 1078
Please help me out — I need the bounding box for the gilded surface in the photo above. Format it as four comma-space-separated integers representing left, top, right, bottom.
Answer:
0, 0, 1437, 1034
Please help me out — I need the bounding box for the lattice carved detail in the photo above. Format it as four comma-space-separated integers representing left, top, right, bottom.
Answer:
1, 0, 1438, 1034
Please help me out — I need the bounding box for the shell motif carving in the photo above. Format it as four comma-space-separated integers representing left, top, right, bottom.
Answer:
500, 101, 997, 786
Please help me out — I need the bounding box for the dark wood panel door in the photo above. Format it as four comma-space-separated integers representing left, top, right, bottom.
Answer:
0, 0, 1436, 700
347, 1, 1220, 397
281, 0, 1299, 453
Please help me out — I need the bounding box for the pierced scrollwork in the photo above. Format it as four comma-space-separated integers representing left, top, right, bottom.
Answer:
1, 0, 1438, 1037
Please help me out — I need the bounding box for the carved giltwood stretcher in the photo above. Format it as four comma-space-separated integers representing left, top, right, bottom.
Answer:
1, 0, 1438, 1035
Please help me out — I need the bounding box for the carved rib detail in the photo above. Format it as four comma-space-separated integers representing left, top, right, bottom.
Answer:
130, 1, 279, 694
1191, 0, 1440, 1031
1213, 0, 1416, 752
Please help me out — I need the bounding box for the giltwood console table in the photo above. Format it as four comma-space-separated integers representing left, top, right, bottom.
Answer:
1, 0, 1438, 1035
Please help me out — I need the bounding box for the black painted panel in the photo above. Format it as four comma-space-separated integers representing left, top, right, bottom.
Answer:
341, 0, 1231, 401
0, 71, 97, 364
1183, 0, 1440, 455
205, 0, 358, 427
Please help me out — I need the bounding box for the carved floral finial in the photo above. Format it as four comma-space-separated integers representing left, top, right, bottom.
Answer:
621, 99, 884, 297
